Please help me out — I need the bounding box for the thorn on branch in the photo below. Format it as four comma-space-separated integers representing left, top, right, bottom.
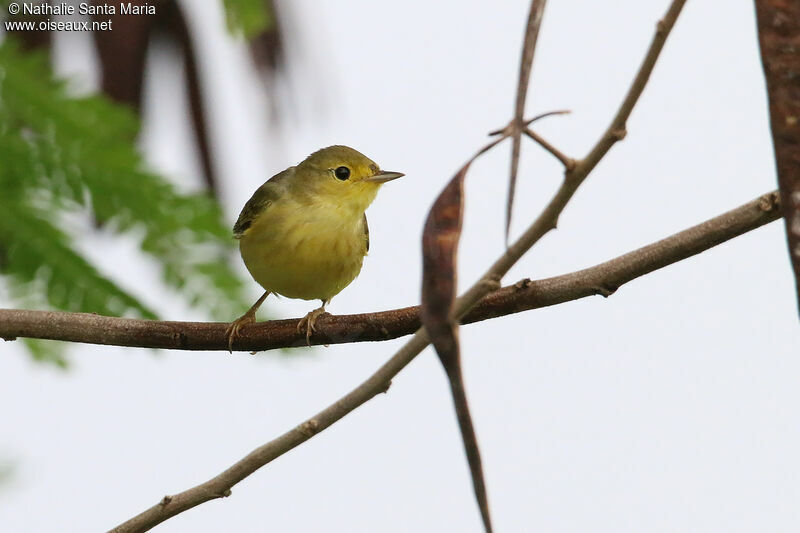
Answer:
171, 331, 188, 348
513, 278, 532, 290
595, 283, 618, 298
301, 419, 320, 437
380, 380, 392, 394
159, 495, 173, 507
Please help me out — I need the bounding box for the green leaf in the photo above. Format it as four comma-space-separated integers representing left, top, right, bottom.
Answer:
223, 0, 274, 39
21, 338, 69, 369
0, 195, 158, 319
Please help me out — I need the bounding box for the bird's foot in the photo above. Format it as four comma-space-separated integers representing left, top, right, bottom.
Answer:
225, 310, 257, 353
297, 307, 327, 346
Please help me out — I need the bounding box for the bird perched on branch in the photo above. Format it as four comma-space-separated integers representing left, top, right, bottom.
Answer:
226, 145, 404, 351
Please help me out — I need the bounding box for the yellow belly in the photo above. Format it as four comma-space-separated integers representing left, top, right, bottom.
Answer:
239, 202, 367, 302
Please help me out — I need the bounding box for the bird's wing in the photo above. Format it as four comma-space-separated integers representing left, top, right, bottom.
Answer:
363, 213, 370, 252
233, 168, 293, 238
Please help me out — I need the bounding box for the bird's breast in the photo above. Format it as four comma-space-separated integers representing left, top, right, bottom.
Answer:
239, 200, 368, 301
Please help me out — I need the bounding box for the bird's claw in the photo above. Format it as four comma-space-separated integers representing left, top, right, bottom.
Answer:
297, 307, 327, 346
225, 311, 256, 353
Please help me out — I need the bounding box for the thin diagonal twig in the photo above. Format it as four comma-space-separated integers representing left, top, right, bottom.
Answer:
570, 0, 686, 184
507, 0, 549, 242
524, 127, 575, 169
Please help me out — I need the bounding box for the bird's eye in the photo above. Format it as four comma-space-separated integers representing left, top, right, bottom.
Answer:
334, 166, 351, 180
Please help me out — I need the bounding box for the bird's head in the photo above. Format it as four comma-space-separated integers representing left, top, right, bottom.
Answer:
292, 145, 403, 213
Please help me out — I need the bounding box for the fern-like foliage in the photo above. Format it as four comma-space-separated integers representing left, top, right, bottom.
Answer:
0, 41, 250, 365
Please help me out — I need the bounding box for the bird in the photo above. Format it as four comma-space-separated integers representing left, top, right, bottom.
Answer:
226, 145, 403, 351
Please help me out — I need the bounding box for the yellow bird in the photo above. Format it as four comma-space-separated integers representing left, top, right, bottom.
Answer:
227, 145, 404, 350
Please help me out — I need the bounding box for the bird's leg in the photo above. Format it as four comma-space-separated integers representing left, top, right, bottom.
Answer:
225, 291, 269, 353
297, 299, 329, 345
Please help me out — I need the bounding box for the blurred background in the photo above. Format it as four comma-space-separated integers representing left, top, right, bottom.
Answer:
1, 0, 799, 531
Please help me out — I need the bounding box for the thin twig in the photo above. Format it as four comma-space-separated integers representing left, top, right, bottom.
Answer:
524, 127, 575, 169
507, 0, 549, 240
106, 3, 690, 529
569, 0, 687, 183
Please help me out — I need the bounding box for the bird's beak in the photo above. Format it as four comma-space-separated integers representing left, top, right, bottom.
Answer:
365, 171, 404, 183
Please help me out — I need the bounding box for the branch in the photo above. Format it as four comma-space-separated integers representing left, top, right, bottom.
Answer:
524, 127, 576, 169
570, 0, 686, 183
1, 191, 779, 353
506, 0, 548, 239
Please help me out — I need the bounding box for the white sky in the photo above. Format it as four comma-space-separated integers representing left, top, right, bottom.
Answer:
2, 0, 799, 531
